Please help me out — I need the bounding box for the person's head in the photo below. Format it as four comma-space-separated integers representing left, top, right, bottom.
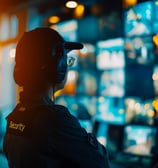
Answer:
14, 27, 83, 94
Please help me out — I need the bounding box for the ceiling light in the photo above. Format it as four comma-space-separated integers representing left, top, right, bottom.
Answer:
48, 16, 60, 24
65, 1, 78, 8
74, 4, 84, 18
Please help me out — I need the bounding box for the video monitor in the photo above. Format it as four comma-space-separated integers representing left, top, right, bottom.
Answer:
93, 122, 124, 154
96, 38, 125, 70
107, 124, 124, 153
124, 1, 153, 37
125, 97, 155, 126
98, 11, 123, 40
77, 70, 98, 96
153, 22, 158, 34
125, 36, 155, 66
125, 66, 155, 100
76, 95, 97, 118
96, 97, 126, 125
153, 0, 158, 34
77, 16, 100, 43
99, 69, 125, 97
78, 43, 96, 69
122, 125, 157, 157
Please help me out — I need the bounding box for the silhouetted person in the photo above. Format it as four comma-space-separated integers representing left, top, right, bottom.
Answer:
3, 27, 110, 168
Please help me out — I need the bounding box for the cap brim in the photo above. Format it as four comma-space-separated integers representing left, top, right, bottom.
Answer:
63, 42, 83, 53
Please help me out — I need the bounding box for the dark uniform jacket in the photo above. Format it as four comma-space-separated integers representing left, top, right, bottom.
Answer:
3, 94, 110, 168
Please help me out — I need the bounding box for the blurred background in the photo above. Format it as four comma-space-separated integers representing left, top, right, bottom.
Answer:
1, 0, 158, 167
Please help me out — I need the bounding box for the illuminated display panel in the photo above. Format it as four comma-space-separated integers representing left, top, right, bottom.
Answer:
106, 124, 124, 153
96, 38, 125, 70
77, 70, 98, 96
98, 12, 123, 40
125, 36, 155, 66
78, 12, 123, 43
124, 1, 153, 37
125, 66, 155, 99
76, 95, 97, 117
122, 125, 157, 157
125, 97, 154, 126
96, 97, 126, 125
77, 16, 100, 43
99, 69, 125, 97
153, 0, 158, 33
93, 122, 124, 154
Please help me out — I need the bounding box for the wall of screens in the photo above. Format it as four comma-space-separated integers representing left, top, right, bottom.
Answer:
54, 1, 158, 160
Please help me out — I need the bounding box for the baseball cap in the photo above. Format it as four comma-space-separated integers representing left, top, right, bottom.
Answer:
15, 27, 83, 68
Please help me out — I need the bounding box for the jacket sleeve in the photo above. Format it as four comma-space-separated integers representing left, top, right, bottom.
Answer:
47, 105, 110, 168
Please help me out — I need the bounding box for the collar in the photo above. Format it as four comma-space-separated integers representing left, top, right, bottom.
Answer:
19, 91, 54, 106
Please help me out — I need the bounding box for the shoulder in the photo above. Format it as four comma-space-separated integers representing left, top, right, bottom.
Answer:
37, 104, 81, 128
41, 104, 72, 118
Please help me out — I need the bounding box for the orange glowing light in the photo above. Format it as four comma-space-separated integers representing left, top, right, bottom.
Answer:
123, 0, 137, 7
48, 16, 60, 24
147, 110, 155, 117
74, 4, 85, 18
144, 103, 150, 109
152, 99, 158, 112
153, 34, 158, 47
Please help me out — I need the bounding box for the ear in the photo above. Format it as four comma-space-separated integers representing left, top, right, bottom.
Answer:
50, 46, 67, 84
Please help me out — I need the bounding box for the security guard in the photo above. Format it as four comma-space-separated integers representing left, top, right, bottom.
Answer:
3, 27, 110, 168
